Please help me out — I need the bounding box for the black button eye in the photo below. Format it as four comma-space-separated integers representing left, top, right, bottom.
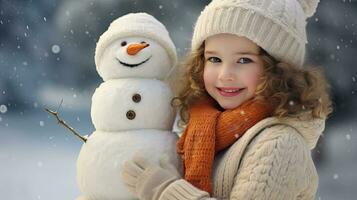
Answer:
140, 41, 146, 44
121, 41, 127, 46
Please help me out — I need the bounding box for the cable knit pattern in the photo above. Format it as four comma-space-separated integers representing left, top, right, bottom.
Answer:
229, 125, 317, 199
159, 112, 325, 199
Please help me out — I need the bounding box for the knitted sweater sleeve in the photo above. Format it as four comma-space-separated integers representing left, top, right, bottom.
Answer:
157, 179, 215, 200
229, 125, 318, 200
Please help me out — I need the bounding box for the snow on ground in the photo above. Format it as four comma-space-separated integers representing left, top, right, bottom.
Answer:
0, 109, 93, 200
0, 109, 356, 199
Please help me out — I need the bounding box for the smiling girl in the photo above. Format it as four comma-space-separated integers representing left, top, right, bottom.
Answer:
121, 0, 334, 199
203, 34, 265, 110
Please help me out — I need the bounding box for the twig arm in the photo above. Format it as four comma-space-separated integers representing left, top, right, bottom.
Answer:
44, 108, 87, 143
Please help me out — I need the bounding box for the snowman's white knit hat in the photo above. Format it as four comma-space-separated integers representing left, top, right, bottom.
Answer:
191, 0, 320, 68
95, 12, 177, 67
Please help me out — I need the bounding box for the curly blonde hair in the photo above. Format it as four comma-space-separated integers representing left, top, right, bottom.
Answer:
171, 43, 334, 126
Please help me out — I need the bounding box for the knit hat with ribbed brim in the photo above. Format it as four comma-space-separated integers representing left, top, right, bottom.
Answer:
95, 12, 177, 68
191, 0, 320, 68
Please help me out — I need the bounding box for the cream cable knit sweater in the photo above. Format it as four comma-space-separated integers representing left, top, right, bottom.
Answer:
161, 111, 325, 200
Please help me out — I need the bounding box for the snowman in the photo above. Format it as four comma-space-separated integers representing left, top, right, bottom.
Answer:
76, 13, 179, 200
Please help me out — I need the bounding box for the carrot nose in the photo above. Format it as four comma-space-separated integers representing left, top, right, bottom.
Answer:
127, 43, 149, 55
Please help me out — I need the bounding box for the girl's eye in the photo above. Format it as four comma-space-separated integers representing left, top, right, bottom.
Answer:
238, 57, 252, 64
207, 57, 221, 63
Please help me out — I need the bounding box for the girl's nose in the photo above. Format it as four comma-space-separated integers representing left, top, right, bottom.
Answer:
218, 66, 235, 81
127, 43, 150, 55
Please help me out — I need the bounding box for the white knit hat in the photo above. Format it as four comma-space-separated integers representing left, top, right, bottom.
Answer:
95, 12, 177, 67
191, 0, 320, 68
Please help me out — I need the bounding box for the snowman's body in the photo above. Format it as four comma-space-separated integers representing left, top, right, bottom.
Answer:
90, 79, 174, 132
76, 13, 179, 200
77, 79, 178, 199
77, 130, 178, 200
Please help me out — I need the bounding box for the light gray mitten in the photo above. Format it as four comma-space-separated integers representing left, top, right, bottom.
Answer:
121, 153, 181, 200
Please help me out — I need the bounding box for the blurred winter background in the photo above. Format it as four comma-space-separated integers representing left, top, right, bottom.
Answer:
0, 0, 356, 199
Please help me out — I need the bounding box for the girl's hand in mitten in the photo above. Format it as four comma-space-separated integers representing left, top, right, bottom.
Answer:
121, 153, 181, 200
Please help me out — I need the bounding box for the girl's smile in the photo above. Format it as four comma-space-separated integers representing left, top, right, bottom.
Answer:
217, 87, 246, 97
203, 33, 265, 109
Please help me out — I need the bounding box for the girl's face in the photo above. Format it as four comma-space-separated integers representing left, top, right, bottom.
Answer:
203, 33, 264, 110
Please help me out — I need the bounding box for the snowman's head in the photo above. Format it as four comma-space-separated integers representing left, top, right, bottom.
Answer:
95, 13, 177, 81
97, 37, 171, 81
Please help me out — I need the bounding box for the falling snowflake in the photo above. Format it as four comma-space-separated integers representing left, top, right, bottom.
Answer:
289, 100, 294, 106
0, 104, 8, 114
40, 121, 45, 127
333, 174, 339, 180
51, 45, 61, 54
346, 134, 351, 140
240, 110, 245, 115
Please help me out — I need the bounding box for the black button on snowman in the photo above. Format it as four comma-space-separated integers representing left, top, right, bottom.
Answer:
132, 93, 141, 103
126, 110, 136, 120
76, 13, 180, 200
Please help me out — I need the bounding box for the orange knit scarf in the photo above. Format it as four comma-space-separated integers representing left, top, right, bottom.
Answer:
176, 97, 275, 195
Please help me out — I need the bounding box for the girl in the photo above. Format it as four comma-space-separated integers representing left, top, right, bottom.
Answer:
121, 0, 333, 199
